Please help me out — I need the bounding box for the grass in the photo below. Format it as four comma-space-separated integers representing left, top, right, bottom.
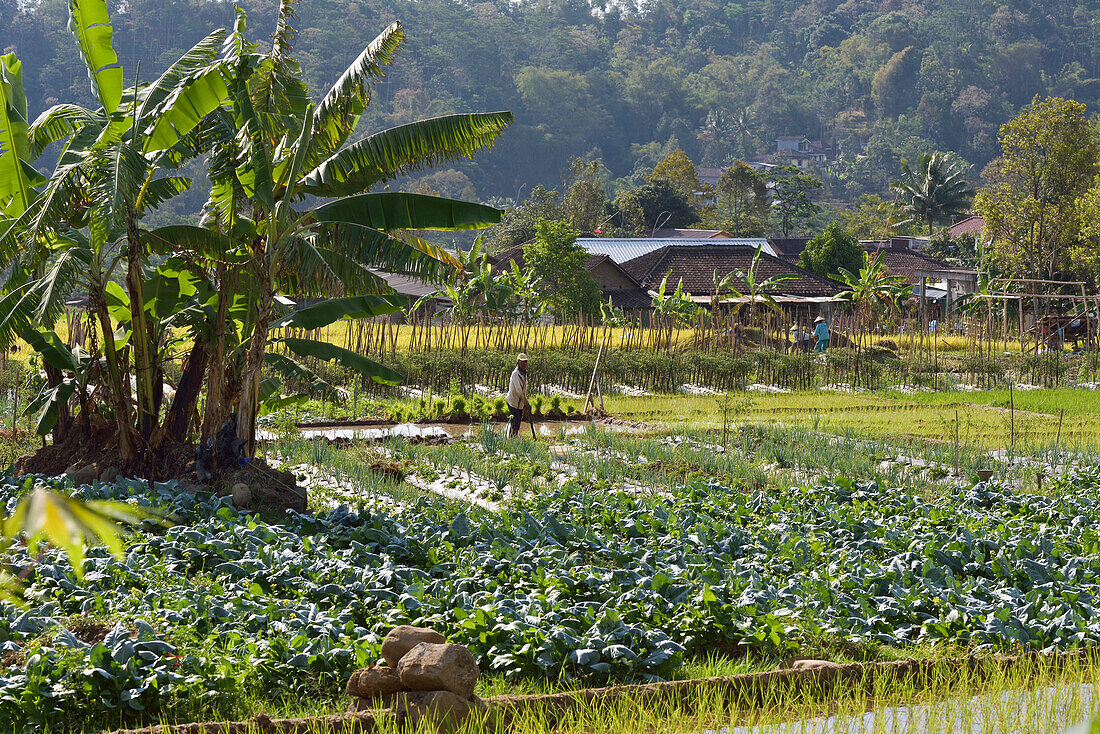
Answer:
604, 387, 1100, 452
127, 651, 1100, 733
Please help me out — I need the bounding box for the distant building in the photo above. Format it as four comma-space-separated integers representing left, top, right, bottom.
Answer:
621, 244, 848, 306
489, 246, 653, 313
696, 167, 727, 188
577, 237, 778, 263
946, 215, 986, 238
769, 237, 814, 263
860, 236, 929, 253
649, 228, 733, 239
774, 136, 832, 169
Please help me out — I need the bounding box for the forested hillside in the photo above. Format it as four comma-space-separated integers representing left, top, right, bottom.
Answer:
5, 0, 1099, 205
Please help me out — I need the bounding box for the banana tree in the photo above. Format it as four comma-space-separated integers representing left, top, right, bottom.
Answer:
181, 8, 512, 456
834, 253, 912, 346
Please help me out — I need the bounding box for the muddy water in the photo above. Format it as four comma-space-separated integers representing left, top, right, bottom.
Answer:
259, 420, 591, 442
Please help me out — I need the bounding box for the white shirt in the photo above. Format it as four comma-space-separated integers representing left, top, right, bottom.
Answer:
506, 366, 528, 409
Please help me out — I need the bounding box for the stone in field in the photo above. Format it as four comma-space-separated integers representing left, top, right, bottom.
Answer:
397, 642, 479, 699
65, 463, 98, 486
346, 666, 404, 698
394, 690, 470, 729
790, 659, 844, 671
381, 625, 446, 668
231, 482, 252, 508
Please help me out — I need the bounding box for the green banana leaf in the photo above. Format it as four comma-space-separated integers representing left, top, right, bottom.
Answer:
67, 0, 123, 114
143, 225, 249, 263
312, 192, 502, 231
281, 337, 403, 386
264, 352, 338, 399
299, 112, 512, 197
271, 294, 406, 330
312, 21, 404, 154
143, 66, 231, 153
25, 381, 77, 437
20, 328, 80, 373
0, 53, 31, 216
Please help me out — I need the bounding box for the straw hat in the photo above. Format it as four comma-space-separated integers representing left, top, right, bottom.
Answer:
814, 315, 825, 323
517, 353, 528, 362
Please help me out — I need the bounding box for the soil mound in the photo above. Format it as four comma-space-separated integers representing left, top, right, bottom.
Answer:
11, 420, 306, 513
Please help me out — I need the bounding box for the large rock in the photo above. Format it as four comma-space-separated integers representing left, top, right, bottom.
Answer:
64, 463, 98, 487
346, 666, 405, 698
397, 642, 479, 699
394, 690, 470, 729
381, 625, 446, 668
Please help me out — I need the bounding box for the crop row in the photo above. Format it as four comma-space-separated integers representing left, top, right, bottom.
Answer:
1, 462, 1100, 729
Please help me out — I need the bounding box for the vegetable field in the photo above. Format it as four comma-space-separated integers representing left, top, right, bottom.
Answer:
7, 429, 1100, 730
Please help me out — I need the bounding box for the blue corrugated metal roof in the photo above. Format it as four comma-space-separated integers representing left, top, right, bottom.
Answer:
577, 238, 775, 263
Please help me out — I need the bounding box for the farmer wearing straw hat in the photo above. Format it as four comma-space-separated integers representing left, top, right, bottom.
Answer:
506, 354, 531, 437
813, 315, 830, 352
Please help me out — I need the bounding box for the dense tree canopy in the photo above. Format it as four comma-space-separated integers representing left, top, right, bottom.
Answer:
7, 0, 1099, 214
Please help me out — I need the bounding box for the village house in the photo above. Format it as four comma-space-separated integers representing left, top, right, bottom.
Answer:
489, 245, 653, 315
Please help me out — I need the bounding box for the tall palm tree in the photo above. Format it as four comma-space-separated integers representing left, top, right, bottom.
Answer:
892, 152, 975, 235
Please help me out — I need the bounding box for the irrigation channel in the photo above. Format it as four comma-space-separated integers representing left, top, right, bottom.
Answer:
259, 420, 597, 441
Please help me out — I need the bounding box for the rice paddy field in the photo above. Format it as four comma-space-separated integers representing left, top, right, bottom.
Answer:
9, 385, 1100, 731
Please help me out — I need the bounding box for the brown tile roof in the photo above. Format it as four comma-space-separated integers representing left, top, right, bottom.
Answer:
769, 237, 813, 260
865, 249, 951, 283
487, 247, 652, 309
623, 245, 849, 298
947, 215, 985, 237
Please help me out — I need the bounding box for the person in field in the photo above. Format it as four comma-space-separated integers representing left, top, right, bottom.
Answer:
813, 315, 830, 352
506, 354, 531, 437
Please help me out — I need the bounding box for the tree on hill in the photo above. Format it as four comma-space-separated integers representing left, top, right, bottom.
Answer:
610, 179, 698, 235
768, 165, 822, 236
525, 220, 600, 317
798, 222, 866, 280
714, 161, 769, 236
975, 96, 1098, 281
891, 152, 975, 235
648, 149, 704, 201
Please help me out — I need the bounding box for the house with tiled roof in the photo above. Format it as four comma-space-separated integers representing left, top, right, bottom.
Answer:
947, 215, 985, 238
576, 237, 778, 263
489, 245, 653, 313
769, 237, 813, 263
649, 228, 732, 239
863, 242, 977, 304
621, 244, 849, 306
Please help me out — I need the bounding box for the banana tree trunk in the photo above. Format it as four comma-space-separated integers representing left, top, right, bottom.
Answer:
44, 364, 72, 445
126, 212, 157, 444
237, 284, 273, 458
201, 264, 231, 440
160, 339, 208, 444
91, 286, 137, 463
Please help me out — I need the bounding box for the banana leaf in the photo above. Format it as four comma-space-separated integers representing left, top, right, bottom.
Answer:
281, 337, 403, 386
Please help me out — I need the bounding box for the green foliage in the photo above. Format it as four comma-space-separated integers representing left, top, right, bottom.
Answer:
7, 0, 1100, 212
526, 220, 600, 317
767, 166, 822, 236
891, 151, 975, 235
713, 161, 768, 236
977, 96, 1099, 281
610, 179, 698, 234
799, 222, 866, 280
